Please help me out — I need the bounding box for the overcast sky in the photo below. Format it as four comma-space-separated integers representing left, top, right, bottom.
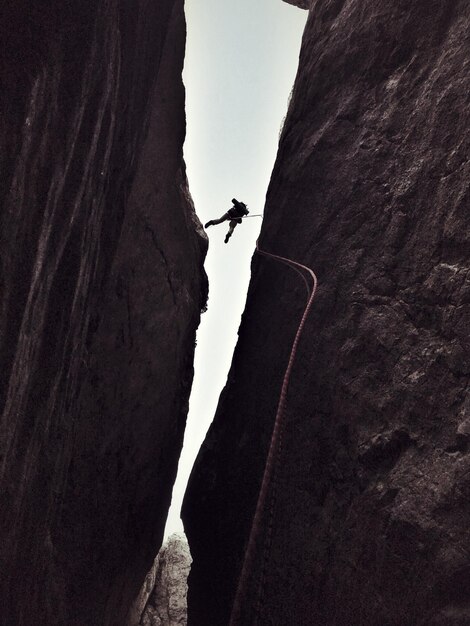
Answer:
164, 0, 307, 538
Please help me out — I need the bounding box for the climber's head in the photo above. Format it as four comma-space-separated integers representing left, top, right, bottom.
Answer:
232, 198, 249, 215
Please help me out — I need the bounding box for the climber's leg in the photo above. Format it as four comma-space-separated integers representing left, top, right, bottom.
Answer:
224, 220, 238, 243
205, 213, 230, 228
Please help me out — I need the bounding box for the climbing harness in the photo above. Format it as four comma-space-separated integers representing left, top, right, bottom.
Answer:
228, 240, 318, 626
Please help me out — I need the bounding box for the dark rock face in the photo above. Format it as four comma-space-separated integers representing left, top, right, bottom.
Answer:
183, 1, 470, 625
283, 0, 311, 9
0, 2, 207, 625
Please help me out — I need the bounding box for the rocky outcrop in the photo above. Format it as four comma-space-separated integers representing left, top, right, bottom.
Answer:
0, 2, 207, 625
283, 0, 311, 9
129, 533, 191, 626
183, 1, 470, 625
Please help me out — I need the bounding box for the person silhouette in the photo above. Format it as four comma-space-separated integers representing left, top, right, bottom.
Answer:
205, 198, 249, 243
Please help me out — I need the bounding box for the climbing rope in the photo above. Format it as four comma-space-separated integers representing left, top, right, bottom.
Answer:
228, 239, 318, 626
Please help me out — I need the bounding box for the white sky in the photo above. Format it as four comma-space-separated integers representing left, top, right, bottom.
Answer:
164, 0, 307, 538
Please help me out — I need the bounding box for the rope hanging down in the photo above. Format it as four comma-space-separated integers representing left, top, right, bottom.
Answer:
228, 240, 318, 626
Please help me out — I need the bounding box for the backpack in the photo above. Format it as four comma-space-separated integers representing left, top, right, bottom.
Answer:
231, 198, 249, 217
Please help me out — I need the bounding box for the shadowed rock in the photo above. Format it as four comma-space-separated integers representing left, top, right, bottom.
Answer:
0, 1, 207, 625
183, 1, 470, 625
283, 0, 311, 9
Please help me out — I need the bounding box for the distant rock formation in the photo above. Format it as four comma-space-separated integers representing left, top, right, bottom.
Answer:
129, 533, 192, 626
0, 1, 207, 625
183, 1, 470, 625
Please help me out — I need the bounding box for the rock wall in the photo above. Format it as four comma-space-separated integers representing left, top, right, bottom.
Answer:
183, 1, 470, 625
0, 2, 207, 625
129, 533, 191, 626
283, 0, 311, 9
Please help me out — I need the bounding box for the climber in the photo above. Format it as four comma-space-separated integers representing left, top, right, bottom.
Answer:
204, 198, 249, 243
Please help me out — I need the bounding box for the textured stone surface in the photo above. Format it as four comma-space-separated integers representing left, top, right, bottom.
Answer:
183, 1, 470, 625
283, 0, 311, 10
0, 2, 207, 625
129, 533, 191, 626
